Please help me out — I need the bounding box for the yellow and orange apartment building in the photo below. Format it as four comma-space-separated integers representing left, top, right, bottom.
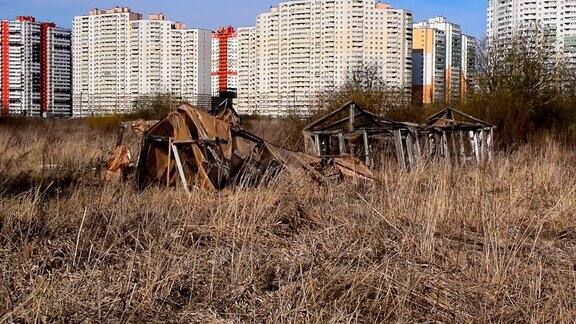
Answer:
412, 17, 475, 105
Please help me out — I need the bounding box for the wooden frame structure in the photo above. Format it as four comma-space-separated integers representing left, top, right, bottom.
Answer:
302, 101, 419, 170
303, 102, 495, 170
421, 108, 495, 166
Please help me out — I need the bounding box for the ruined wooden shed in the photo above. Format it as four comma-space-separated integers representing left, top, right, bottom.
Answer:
302, 101, 420, 170
421, 108, 495, 166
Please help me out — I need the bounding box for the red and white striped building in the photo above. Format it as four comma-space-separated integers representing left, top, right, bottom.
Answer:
0, 16, 72, 117
211, 26, 238, 97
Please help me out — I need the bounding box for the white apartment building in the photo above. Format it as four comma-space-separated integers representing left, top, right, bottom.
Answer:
0, 16, 71, 117
488, 0, 576, 60
211, 26, 238, 96
72, 7, 211, 117
236, 0, 413, 116
414, 17, 462, 103
236, 27, 260, 113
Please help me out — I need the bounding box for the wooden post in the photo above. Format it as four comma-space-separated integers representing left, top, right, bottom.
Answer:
472, 131, 480, 163
362, 131, 370, 166
394, 130, 406, 169
442, 131, 450, 164
458, 131, 467, 167
338, 133, 346, 155
349, 102, 355, 132
413, 132, 422, 164
434, 132, 442, 162
314, 134, 321, 156
487, 128, 494, 163
167, 138, 172, 187
427, 133, 434, 160
449, 131, 460, 166
406, 132, 414, 169
171, 144, 191, 196
479, 130, 486, 163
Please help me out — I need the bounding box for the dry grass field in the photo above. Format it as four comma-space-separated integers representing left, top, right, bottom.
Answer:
1, 118, 576, 322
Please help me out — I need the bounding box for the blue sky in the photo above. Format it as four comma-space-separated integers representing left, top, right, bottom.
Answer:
0, 0, 487, 37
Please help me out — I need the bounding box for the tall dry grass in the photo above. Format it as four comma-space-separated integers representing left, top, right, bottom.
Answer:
1, 120, 576, 322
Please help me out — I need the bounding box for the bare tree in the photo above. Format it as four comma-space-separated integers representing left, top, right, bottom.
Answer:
313, 62, 409, 115
464, 27, 575, 144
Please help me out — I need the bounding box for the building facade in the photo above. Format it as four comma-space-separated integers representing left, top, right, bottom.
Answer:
211, 26, 238, 97
0, 16, 71, 117
236, 0, 413, 116
72, 7, 211, 117
412, 27, 446, 104
460, 34, 476, 99
414, 17, 462, 103
488, 0, 576, 60
412, 17, 476, 105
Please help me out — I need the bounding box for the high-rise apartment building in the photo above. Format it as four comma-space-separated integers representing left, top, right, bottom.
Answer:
236, 0, 413, 116
488, 0, 576, 60
236, 27, 259, 113
0, 16, 71, 117
211, 26, 238, 97
414, 17, 462, 103
72, 7, 211, 117
412, 27, 446, 104
460, 34, 476, 98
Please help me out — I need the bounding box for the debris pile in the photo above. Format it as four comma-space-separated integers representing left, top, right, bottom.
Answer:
422, 108, 494, 166
106, 100, 373, 192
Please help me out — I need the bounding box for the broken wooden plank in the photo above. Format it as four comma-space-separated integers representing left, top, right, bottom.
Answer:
314, 134, 321, 156
458, 131, 467, 167
171, 144, 191, 196
487, 128, 494, 163
349, 102, 356, 132
394, 130, 406, 169
406, 132, 415, 169
362, 131, 370, 166
413, 132, 422, 165
167, 138, 172, 187
442, 131, 450, 165
338, 133, 346, 155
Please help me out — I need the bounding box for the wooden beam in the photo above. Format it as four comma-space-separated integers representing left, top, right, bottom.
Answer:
406, 132, 414, 169
303, 102, 353, 131
479, 130, 486, 163
442, 131, 450, 165
338, 133, 346, 155
171, 144, 190, 196
449, 131, 459, 166
349, 102, 356, 132
394, 130, 406, 169
458, 131, 467, 167
362, 131, 370, 166
314, 134, 321, 156
167, 138, 172, 187
471, 131, 480, 163
449, 108, 493, 127
487, 128, 494, 163
413, 132, 422, 164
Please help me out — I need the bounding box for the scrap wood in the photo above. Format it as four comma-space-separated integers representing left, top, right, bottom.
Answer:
106, 101, 376, 192
104, 145, 132, 181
